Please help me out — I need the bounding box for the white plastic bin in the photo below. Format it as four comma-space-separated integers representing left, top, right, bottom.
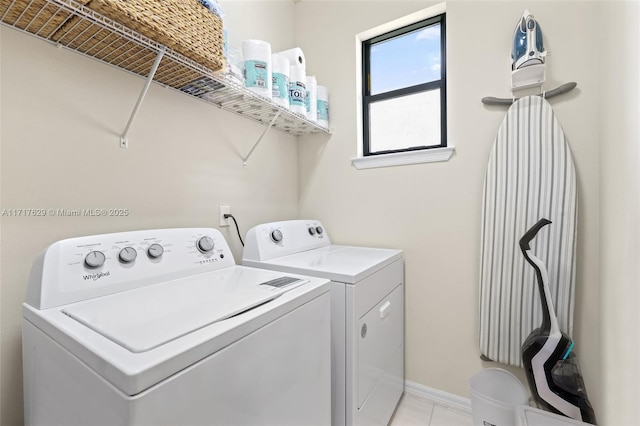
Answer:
469, 368, 529, 426
515, 405, 590, 425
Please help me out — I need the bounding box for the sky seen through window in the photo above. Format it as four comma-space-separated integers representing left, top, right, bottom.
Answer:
370, 23, 441, 95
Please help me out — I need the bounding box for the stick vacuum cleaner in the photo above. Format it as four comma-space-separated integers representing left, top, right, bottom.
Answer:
520, 219, 596, 424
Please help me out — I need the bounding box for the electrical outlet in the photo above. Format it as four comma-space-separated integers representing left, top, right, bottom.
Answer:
219, 206, 231, 227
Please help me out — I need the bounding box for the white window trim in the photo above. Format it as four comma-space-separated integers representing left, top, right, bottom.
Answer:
353, 2, 453, 170
351, 146, 454, 170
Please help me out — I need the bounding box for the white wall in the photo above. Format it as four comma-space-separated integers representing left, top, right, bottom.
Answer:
296, 0, 602, 414
0, 2, 296, 424
599, 2, 640, 424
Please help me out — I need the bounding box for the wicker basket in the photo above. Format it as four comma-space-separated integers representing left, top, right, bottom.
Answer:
52, 12, 203, 89
86, 0, 225, 72
1, 0, 91, 38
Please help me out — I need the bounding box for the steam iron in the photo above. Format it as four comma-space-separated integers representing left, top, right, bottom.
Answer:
520, 219, 596, 424
511, 10, 546, 90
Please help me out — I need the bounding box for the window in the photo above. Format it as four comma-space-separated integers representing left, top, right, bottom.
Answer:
364, 14, 446, 155
354, 5, 453, 169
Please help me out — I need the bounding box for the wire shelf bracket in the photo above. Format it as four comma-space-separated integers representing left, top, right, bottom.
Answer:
120, 47, 165, 148
242, 111, 282, 167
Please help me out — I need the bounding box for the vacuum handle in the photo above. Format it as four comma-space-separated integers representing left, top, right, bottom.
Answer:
520, 218, 552, 251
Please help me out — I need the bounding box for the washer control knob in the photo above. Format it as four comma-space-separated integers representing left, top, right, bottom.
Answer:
315, 226, 324, 235
84, 251, 106, 269
308, 227, 316, 236
197, 236, 215, 253
147, 243, 164, 259
271, 229, 283, 243
118, 247, 137, 263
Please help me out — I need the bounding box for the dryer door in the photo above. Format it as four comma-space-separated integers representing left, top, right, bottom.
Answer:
357, 283, 403, 408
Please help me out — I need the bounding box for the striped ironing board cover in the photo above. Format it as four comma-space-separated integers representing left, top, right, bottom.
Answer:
479, 95, 577, 367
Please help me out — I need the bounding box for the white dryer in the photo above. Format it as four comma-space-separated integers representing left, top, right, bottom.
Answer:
243, 220, 404, 426
22, 228, 331, 426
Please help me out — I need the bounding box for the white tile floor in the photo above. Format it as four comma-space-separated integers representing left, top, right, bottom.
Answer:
389, 393, 473, 426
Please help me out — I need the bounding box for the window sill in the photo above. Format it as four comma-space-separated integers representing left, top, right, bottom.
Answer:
351, 146, 455, 170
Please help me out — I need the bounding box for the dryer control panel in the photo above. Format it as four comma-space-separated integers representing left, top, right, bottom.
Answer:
243, 220, 331, 261
26, 228, 236, 309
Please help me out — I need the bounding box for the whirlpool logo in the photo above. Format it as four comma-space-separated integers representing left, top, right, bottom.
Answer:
83, 271, 111, 281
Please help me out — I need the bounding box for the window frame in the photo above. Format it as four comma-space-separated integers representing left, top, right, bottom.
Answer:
362, 13, 447, 157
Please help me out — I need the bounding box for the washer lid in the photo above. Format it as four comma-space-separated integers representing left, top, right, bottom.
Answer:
63, 270, 306, 353
247, 245, 402, 283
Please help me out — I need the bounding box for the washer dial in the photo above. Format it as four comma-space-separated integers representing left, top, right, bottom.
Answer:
147, 243, 164, 259
84, 251, 106, 269
271, 229, 283, 243
197, 236, 215, 253
118, 247, 137, 263
308, 227, 316, 236
315, 226, 324, 235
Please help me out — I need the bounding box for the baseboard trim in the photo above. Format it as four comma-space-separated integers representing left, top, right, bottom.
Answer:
404, 380, 472, 415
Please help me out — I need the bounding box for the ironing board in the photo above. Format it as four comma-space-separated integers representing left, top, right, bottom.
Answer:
479, 95, 577, 367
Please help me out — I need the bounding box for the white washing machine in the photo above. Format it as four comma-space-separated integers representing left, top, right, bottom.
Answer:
22, 227, 331, 426
242, 220, 404, 426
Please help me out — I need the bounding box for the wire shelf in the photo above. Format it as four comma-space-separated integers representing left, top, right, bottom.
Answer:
1, 0, 330, 136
